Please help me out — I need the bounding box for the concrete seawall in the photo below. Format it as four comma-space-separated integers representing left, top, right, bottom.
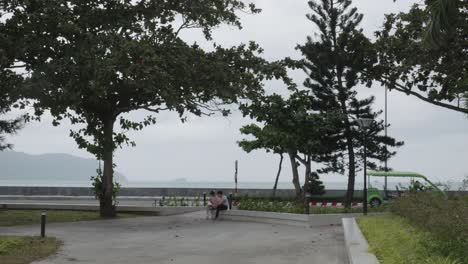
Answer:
0, 186, 353, 198
1, 186, 465, 198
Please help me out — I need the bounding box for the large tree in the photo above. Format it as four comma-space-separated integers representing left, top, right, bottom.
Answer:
374, 0, 468, 113
297, 0, 403, 207
3, 0, 289, 216
239, 92, 340, 200
239, 123, 286, 197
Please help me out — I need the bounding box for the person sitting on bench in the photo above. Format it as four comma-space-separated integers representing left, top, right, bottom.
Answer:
214, 190, 229, 219
206, 190, 221, 219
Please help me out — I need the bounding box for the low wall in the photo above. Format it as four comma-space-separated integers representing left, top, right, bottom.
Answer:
1, 186, 465, 198
0, 186, 337, 198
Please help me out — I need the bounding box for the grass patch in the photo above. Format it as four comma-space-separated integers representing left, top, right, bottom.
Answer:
390, 193, 467, 261
0, 210, 143, 227
357, 214, 465, 264
0, 236, 61, 264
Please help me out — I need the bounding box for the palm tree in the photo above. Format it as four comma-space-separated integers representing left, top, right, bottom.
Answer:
425, 0, 458, 46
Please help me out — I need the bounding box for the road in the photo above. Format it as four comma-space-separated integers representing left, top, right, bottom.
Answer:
0, 211, 346, 264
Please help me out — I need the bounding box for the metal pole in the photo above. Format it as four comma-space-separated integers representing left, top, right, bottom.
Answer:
228, 193, 233, 210
234, 160, 238, 194
40, 210, 46, 237
203, 192, 206, 206
363, 132, 368, 216
384, 86, 388, 197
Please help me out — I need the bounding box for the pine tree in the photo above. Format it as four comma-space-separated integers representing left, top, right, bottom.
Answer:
303, 172, 325, 196
297, 0, 403, 207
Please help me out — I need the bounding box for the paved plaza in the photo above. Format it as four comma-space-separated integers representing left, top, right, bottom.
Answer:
0, 211, 346, 264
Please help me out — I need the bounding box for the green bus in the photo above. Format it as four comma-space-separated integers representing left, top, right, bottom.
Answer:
366, 170, 446, 207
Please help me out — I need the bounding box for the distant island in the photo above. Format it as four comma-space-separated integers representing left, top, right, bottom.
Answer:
172, 178, 188, 182
0, 151, 128, 183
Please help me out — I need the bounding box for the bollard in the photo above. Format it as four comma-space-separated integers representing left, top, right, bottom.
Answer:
228, 193, 233, 210
203, 192, 207, 206
41, 210, 46, 238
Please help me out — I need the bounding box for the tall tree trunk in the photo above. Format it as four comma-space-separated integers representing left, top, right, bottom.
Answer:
303, 155, 312, 194
344, 128, 356, 208
288, 151, 302, 201
339, 102, 356, 208
100, 117, 116, 217
272, 153, 283, 197
329, 0, 356, 209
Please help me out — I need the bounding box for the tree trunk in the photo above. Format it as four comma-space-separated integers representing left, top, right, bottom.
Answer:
100, 117, 116, 217
305, 155, 311, 182
272, 153, 283, 197
329, 0, 356, 209
288, 151, 302, 201
343, 120, 356, 208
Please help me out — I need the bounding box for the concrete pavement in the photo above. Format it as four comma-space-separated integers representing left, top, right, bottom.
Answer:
0, 211, 346, 264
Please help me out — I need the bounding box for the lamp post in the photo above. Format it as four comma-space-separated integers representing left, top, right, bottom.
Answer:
357, 118, 373, 215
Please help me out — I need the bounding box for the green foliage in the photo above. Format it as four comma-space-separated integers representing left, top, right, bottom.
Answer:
90, 167, 121, 205
236, 197, 387, 214
358, 215, 464, 264
2, 0, 289, 216
240, 92, 342, 169
157, 196, 204, 207
390, 193, 468, 262
0, 15, 25, 151
425, 0, 459, 47
239, 91, 343, 200
0, 236, 24, 255
303, 172, 325, 196
296, 0, 403, 206
237, 198, 304, 214
375, 1, 468, 114
3, 0, 287, 157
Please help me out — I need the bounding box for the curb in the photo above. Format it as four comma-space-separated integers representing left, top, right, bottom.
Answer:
219, 210, 363, 227
219, 210, 309, 227
0, 203, 202, 216
342, 218, 379, 264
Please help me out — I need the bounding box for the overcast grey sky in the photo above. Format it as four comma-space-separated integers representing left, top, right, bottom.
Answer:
6, 0, 468, 184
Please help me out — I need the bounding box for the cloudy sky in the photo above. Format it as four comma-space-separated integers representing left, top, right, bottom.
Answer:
6, 0, 468, 185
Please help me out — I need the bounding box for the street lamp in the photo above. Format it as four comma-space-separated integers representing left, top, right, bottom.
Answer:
357, 118, 373, 215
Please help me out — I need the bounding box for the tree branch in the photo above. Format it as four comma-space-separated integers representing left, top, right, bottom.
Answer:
142, 106, 168, 113
6, 64, 27, 69
381, 79, 468, 114
295, 154, 307, 165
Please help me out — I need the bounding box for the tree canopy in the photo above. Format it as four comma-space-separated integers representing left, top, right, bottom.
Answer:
0, 12, 24, 151
375, 0, 468, 114
3, 0, 289, 216
239, 92, 341, 200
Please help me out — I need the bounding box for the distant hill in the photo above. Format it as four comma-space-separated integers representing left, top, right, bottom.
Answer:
0, 151, 128, 182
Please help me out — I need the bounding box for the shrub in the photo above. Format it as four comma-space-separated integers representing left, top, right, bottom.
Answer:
391, 193, 468, 262
237, 198, 304, 214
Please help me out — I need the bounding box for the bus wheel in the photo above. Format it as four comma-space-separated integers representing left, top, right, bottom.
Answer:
370, 198, 382, 207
